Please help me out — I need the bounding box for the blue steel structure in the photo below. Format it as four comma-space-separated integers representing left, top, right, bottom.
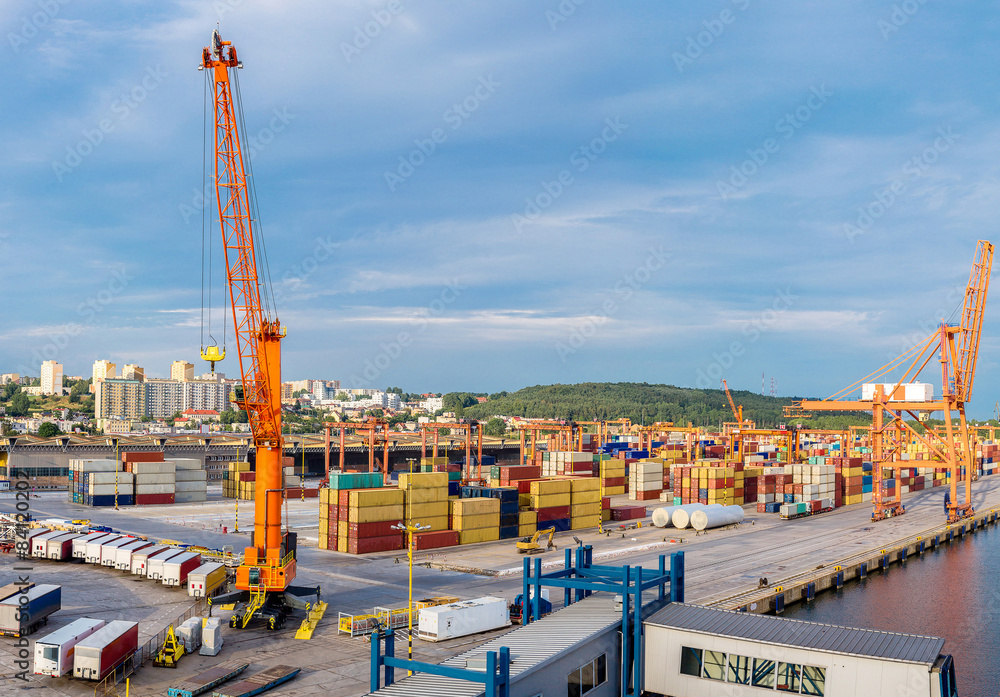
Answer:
368, 548, 684, 697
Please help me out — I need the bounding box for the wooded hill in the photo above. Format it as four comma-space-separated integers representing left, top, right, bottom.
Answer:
456, 383, 870, 430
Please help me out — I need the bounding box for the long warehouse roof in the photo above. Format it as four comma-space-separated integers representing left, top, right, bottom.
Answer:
364, 595, 622, 697
646, 603, 945, 665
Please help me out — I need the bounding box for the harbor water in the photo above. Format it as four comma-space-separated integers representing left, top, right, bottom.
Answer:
784, 519, 1000, 696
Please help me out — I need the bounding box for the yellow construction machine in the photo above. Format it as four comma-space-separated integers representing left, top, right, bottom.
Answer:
516, 528, 556, 554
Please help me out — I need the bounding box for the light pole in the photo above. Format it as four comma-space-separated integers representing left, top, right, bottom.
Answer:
392, 519, 430, 673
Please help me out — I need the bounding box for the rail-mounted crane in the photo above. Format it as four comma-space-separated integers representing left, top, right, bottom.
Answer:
785, 241, 993, 523
198, 30, 318, 629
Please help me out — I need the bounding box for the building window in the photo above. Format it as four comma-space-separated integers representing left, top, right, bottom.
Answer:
703, 650, 726, 681
752, 658, 775, 688
567, 653, 607, 697
679, 647, 703, 677
728, 653, 751, 684
802, 665, 826, 695
777, 662, 801, 693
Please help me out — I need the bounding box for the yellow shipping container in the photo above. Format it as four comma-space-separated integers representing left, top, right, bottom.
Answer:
319, 517, 329, 533
405, 514, 449, 532
420, 457, 448, 466
403, 486, 449, 503
600, 486, 626, 496
452, 512, 500, 530
348, 504, 405, 523
601, 509, 612, 522
531, 492, 571, 509
337, 536, 347, 552
459, 528, 500, 545
350, 488, 405, 508
338, 521, 348, 538
405, 501, 449, 520
569, 478, 600, 493
398, 472, 448, 489
518, 510, 537, 525
450, 498, 500, 515
518, 523, 536, 537
570, 502, 601, 517
570, 514, 602, 529
318, 532, 328, 548
571, 490, 601, 504
529, 480, 572, 496
319, 488, 332, 504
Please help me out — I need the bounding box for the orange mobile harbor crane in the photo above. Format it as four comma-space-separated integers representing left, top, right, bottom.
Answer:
786, 240, 993, 523
200, 31, 319, 629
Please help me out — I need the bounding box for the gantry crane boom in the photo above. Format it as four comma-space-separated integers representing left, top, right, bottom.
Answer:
199, 31, 314, 628
784, 241, 993, 522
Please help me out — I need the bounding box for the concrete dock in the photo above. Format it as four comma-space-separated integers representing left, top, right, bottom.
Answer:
2, 477, 999, 696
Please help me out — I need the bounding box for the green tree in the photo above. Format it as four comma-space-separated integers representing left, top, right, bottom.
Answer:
334, 392, 351, 401
1, 420, 16, 436
8, 392, 30, 417
2, 383, 20, 401
220, 409, 237, 425
37, 422, 61, 438
484, 417, 507, 437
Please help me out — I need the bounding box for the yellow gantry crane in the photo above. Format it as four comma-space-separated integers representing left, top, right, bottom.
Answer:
785, 241, 993, 523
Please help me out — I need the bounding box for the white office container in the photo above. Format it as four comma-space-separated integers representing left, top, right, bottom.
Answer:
417, 597, 510, 641
33, 618, 105, 677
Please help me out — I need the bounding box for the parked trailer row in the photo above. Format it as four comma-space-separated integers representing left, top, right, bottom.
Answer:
73, 620, 139, 681
33, 618, 106, 677
0, 584, 61, 637
188, 562, 227, 598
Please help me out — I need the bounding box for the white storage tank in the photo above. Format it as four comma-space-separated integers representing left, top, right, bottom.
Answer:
690, 504, 744, 531
417, 597, 510, 642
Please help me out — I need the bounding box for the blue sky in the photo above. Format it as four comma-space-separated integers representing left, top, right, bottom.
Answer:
2, 1, 1000, 415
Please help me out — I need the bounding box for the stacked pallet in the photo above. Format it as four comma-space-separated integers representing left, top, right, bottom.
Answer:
569, 478, 601, 529
173, 459, 207, 504
628, 459, 662, 501
398, 472, 450, 532
340, 488, 404, 554
450, 498, 500, 544
599, 458, 626, 496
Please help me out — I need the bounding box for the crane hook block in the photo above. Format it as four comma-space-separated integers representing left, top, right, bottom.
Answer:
201, 346, 226, 371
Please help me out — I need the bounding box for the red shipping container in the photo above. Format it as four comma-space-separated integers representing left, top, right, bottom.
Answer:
515, 478, 547, 494
348, 520, 403, 538
610, 505, 646, 521
601, 477, 626, 487
135, 493, 175, 505
338, 487, 382, 507
601, 496, 610, 510
634, 490, 660, 501
239, 472, 256, 482
536, 506, 571, 522
809, 500, 822, 512
123, 452, 164, 464
348, 534, 405, 554
757, 503, 767, 513
412, 530, 460, 550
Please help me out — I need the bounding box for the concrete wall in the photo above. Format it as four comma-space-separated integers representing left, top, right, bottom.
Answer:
643, 624, 933, 697
511, 623, 621, 697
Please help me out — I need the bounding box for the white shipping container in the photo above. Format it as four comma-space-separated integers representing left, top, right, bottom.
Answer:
130, 462, 176, 474
175, 470, 208, 482
174, 491, 208, 503
87, 484, 134, 496
73, 460, 120, 472
175, 480, 208, 492
417, 597, 510, 641
135, 483, 175, 494
86, 472, 131, 485
861, 382, 933, 402
171, 458, 203, 471
33, 618, 106, 677
133, 474, 175, 485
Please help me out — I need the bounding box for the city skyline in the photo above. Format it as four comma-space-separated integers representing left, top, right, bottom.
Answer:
2, 4, 1000, 418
